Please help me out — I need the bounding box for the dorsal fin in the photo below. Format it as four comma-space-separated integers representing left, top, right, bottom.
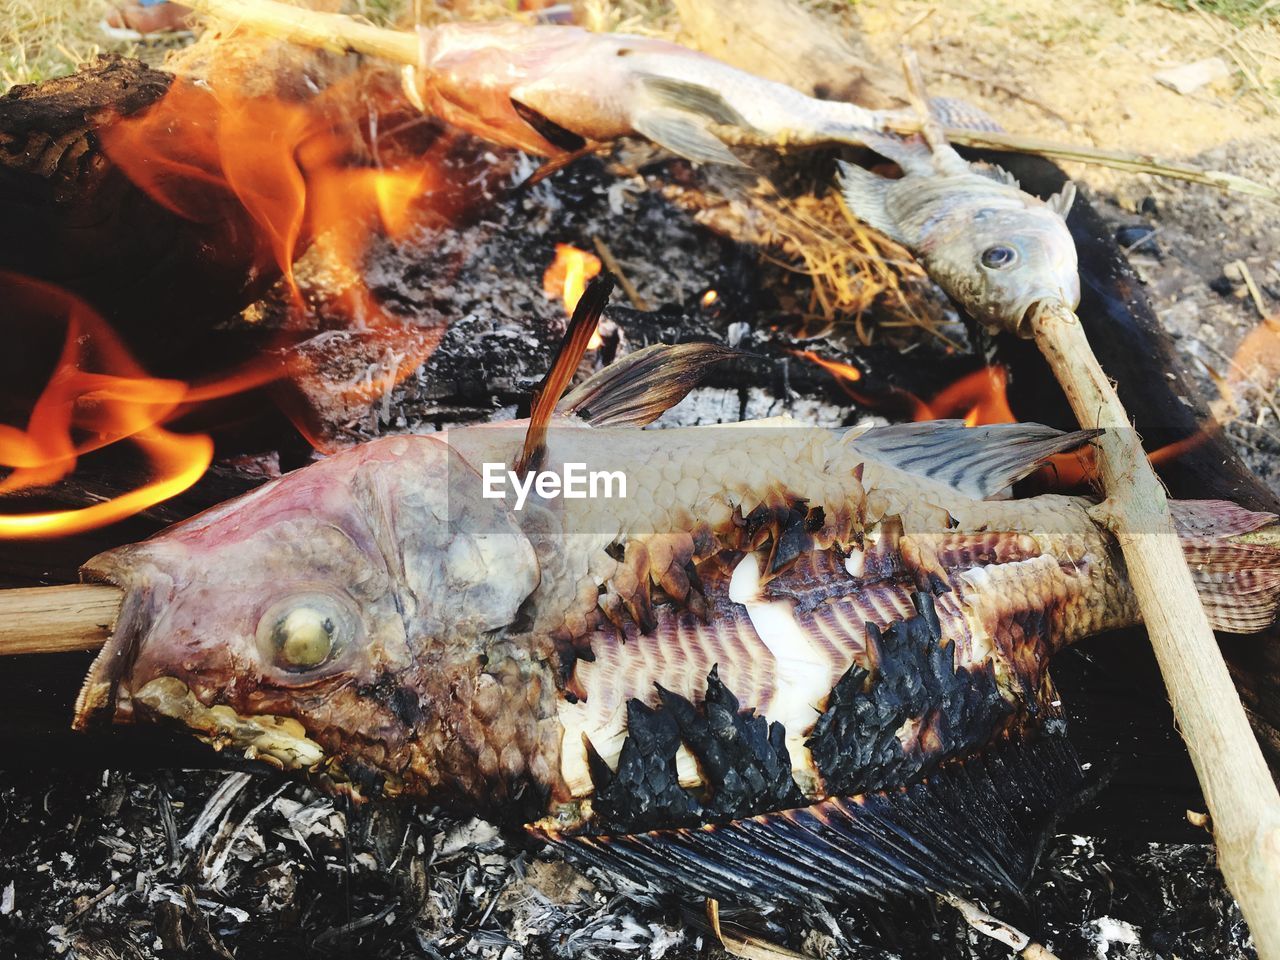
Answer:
1047, 181, 1077, 218
847, 420, 1100, 499
515, 273, 616, 476
559, 342, 737, 427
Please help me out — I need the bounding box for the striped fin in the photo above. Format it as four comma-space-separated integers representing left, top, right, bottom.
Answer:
847, 420, 1100, 500
539, 733, 1082, 905
836, 160, 907, 244
516, 273, 615, 475
925, 96, 1005, 133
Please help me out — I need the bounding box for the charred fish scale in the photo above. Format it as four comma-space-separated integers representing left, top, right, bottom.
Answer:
547, 732, 1083, 905
589, 668, 806, 831
588, 699, 697, 832
75, 345, 1280, 909
808, 592, 1013, 798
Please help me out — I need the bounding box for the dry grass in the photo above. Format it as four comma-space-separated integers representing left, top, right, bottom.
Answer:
0, 0, 206, 94
0, 0, 111, 92
0, 0, 411, 95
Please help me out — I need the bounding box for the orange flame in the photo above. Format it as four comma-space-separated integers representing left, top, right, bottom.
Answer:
3, 75, 488, 536
924, 366, 1016, 425
544, 243, 603, 314
543, 243, 604, 347
0, 276, 222, 538
100, 79, 447, 305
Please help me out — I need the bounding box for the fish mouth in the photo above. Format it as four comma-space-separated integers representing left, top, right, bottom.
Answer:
71, 563, 329, 773
128, 675, 328, 771
75, 602, 329, 768
72, 574, 157, 732
1012, 291, 1079, 337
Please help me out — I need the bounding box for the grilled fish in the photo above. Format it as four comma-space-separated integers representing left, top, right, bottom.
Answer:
406, 20, 904, 166
73, 339, 1280, 909
409, 20, 1080, 337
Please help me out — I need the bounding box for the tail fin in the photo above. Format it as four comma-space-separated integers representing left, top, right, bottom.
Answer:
1173, 500, 1280, 633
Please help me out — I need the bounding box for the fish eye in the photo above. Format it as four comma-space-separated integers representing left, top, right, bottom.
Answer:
981, 245, 1018, 269
256, 594, 352, 673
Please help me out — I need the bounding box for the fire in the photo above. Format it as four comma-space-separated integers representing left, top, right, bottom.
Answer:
99, 78, 450, 302
1, 68, 501, 537
793, 349, 862, 384
544, 243, 603, 315
0, 276, 218, 538
544, 243, 604, 347
701, 289, 719, 308
926, 366, 1016, 425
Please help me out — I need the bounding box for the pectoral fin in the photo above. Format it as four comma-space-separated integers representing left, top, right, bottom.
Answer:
635, 74, 752, 129
847, 420, 1100, 500
631, 104, 746, 166
836, 161, 908, 244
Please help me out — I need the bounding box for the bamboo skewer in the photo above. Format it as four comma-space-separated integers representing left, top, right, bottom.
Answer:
184, 0, 418, 64
1031, 301, 1280, 957
904, 45, 1280, 951
0, 584, 122, 656
177, 0, 1279, 201
901, 125, 1279, 201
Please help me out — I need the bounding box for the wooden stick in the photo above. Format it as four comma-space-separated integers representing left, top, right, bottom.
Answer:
181, 0, 419, 64
1031, 300, 1280, 958
0, 584, 122, 656
179, 0, 1279, 201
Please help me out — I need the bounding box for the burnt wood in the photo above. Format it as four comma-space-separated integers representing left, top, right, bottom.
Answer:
0, 56, 280, 364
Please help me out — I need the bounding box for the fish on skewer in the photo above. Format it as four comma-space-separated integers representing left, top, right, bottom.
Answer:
72, 282, 1280, 916
406, 20, 1082, 336
403, 20, 910, 166
837, 54, 1079, 335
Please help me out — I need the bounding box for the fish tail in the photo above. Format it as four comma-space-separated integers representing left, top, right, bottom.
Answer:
1172, 500, 1280, 633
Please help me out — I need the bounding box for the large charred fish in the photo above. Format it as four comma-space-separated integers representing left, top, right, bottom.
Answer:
74, 326, 1280, 910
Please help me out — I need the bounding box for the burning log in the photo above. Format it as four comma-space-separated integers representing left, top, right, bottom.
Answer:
0, 57, 282, 358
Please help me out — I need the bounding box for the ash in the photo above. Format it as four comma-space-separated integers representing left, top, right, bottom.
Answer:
0, 770, 1252, 960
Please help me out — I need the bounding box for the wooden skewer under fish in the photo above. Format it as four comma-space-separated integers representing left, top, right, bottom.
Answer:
72, 281, 1280, 918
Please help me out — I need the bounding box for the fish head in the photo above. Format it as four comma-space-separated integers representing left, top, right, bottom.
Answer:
917, 183, 1080, 336
73, 435, 541, 798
